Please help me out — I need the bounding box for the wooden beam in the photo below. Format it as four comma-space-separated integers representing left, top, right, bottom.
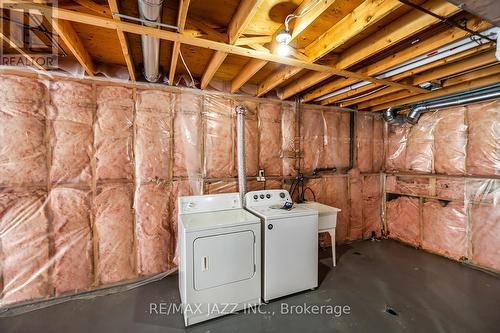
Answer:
320, 83, 384, 106
227, 0, 265, 44
240, 0, 341, 96
230, 58, 267, 93
200, 0, 264, 89
74, 0, 111, 17
256, 0, 404, 98
107, 0, 135, 81
304, 0, 404, 61
304, 17, 490, 102
369, 71, 500, 111
51, 19, 94, 75
281, 0, 462, 100
0, 31, 45, 70
234, 36, 272, 45
169, 0, 191, 85
441, 63, 500, 87
200, 51, 227, 89
2, 2, 423, 93
340, 46, 495, 107
290, 0, 338, 40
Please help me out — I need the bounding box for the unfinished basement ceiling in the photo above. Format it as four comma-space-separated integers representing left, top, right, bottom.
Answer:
0, 0, 498, 111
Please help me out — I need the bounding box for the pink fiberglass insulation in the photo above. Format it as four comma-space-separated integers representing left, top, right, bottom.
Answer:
0, 189, 49, 305
323, 176, 349, 244
394, 176, 430, 196
304, 177, 323, 203
373, 116, 384, 171
355, 113, 374, 172
259, 103, 282, 176
386, 175, 397, 192
135, 183, 172, 276
471, 204, 500, 272
235, 100, 259, 177
339, 112, 351, 168
136, 90, 173, 182
323, 111, 341, 170
247, 180, 265, 192
435, 178, 465, 201
95, 86, 134, 181
466, 100, 500, 176
349, 169, 363, 240
434, 107, 467, 175
204, 95, 234, 178
0, 76, 48, 186
51, 187, 93, 295
94, 184, 136, 285
386, 124, 410, 171
50, 81, 94, 184
422, 200, 466, 260
302, 108, 324, 174
405, 112, 436, 173
362, 175, 382, 238
466, 179, 500, 205
282, 104, 297, 177
386, 196, 420, 246
173, 93, 202, 177
265, 179, 282, 189
171, 180, 203, 266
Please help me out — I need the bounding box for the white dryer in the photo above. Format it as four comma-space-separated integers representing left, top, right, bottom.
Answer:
245, 190, 318, 302
178, 193, 261, 326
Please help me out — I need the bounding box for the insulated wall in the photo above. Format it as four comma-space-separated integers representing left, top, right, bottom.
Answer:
385, 101, 500, 273
0, 74, 299, 312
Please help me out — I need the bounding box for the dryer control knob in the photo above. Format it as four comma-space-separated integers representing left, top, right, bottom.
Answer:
266, 194, 271, 199
253, 195, 258, 200
267, 224, 273, 230
280, 192, 286, 198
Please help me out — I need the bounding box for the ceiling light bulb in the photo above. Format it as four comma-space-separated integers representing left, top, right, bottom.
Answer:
276, 29, 292, 44
276, 43, 291, 57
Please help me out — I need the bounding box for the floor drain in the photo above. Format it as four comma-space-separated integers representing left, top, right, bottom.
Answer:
385, 306, 399, 316
353, 252, 362, 255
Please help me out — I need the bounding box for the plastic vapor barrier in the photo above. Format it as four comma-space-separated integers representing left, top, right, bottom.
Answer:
385, 100, 500, 274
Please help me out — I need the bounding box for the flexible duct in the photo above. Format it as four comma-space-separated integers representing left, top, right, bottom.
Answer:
138, 0, 163, 82
406, 90, 500, 124
236, 105, 247, 206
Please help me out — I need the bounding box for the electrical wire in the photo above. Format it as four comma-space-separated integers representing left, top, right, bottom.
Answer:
284, 0, 323, 31
178, 49, 195, 87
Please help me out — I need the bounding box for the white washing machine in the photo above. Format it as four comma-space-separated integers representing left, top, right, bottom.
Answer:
178, 193, 261, 326
245, 189, 318, 302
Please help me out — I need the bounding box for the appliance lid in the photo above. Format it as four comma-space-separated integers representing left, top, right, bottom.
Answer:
180, 208, 260, 232
297, 202, 341, 216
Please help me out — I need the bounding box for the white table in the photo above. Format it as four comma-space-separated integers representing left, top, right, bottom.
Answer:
297, 202, 340, 267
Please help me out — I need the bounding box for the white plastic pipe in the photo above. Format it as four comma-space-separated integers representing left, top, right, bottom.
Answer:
315, 27, 498, 102
138, 0, 163, 82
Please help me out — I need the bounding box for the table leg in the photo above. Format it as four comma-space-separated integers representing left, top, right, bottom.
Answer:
328, 228, 336, 267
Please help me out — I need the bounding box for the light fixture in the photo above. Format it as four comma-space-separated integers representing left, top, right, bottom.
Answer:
275, 29, 292, 56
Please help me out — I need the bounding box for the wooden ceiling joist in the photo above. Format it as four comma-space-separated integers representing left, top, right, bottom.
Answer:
168, 0, 191, 86
107, 0, 135, 81
200, 0, 264, 90
0, 31, 45, 71
323, 43, 494, 106
10, 1, 423, 93
51, 18, 95, 76
256, 0, 404, 98
340, 44, 495, 107
234, 0, 337, 93
75, 0, 111, 17
304, 17, 490, 102
230, 58, 267, 93
280, 0, 461, 100
369, 70, 500, 111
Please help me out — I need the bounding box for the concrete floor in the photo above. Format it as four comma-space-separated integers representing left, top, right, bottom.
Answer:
1, 240, 499, 333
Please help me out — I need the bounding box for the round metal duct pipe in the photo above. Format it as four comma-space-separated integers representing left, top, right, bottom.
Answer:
138, 0, 163, 82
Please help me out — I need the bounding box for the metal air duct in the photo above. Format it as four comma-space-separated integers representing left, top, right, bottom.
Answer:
236, 105, 247, 206
138, 0, 163, 82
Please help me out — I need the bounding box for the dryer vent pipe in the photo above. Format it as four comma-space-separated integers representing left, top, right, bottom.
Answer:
138, 0, 163, 82
236, 105, 247, 206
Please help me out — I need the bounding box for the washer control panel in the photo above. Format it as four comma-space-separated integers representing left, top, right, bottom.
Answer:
246, 190, 291, 207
